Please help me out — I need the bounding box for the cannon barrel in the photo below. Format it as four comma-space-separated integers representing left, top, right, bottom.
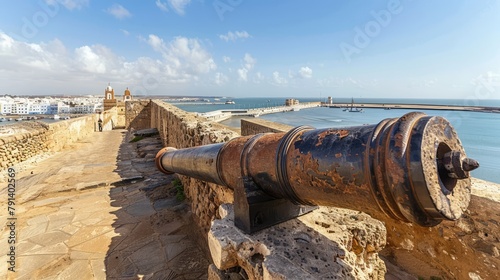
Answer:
156, 112, 478, 227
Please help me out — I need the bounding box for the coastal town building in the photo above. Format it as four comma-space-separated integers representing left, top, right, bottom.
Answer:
285, 98, 300, 106
103, 83, 117, 111
123, 87, 132, 101
0, 83, 131, 117
103, 83, 133, 111
0, 95, 103, 115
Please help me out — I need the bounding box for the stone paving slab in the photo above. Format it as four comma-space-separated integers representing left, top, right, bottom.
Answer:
0, 130, 210, 279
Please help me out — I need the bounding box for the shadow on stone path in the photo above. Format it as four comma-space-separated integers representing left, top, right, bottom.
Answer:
0, 129, 209, 280
104, 132, 210, 279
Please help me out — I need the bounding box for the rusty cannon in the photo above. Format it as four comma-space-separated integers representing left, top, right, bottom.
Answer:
155, 112, 479, 233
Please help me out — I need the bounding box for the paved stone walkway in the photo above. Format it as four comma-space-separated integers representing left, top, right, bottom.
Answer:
0, 130, 209, 279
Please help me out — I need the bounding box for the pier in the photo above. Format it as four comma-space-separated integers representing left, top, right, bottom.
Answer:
322, 102, 500, 113
198, 102, 321, 122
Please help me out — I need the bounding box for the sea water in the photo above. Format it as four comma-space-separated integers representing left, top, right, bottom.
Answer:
176, 98, 500, 184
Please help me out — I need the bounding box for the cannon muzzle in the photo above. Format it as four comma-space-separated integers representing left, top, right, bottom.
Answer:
156, 112, 478, 232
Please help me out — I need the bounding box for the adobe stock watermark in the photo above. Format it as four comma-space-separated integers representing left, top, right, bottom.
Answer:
339, 0, 407, 63
440, 72, 499, 131
12, 0, 62, 40
130, 74, 160, 97
213, 0, 244, 21
468, 72, 500, 102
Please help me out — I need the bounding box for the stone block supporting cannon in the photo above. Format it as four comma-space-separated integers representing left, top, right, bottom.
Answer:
156, 112, 478, 233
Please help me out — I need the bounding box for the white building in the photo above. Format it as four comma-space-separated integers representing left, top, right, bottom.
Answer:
56, 102, 70, 114
71, 104, 99, 114
0, 102, 12, 114
12, 103, 29, 115
0, 95, 104, 115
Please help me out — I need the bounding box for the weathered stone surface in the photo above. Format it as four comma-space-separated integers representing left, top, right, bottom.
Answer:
1, 128, 210, 279
209, 204, 386, 279
240, 118, 294, 136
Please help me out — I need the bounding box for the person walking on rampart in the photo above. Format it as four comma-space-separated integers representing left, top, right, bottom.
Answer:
98, 118, 103, 132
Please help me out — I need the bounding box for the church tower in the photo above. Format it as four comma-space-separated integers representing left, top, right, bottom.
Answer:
123, 87, 132, 101
103, 83, 117, 111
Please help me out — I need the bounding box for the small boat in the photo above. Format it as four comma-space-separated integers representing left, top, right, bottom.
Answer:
348, 98, 364, 113
225, 100, 235, 104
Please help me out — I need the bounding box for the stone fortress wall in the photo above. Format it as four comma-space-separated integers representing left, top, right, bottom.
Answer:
127, 100, 500, 280
147, 100, 239, 233
0, 113, 117, 169
240, 118, 294, 136
1, 99, 499, 279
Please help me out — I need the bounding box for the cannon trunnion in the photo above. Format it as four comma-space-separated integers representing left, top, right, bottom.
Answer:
156, 112, 478, 233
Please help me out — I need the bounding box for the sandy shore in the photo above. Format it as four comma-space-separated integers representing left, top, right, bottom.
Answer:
471, 177, 500, 203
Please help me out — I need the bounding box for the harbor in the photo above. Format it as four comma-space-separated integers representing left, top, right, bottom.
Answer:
184, 102, 321, 122
322, 102, 500, 113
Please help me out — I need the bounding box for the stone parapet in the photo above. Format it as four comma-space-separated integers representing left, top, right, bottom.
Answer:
0, 115, 100, 170
208, 204, 386, 279
149, 100, 239, 234
125, 100, 151, 130
241, 118, 294, 136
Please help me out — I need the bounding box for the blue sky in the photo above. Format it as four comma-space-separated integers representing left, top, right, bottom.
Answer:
0, 0, 499, 99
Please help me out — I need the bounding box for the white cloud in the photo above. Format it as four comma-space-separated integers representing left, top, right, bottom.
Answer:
237, 68, 248, 81
0, 32, 217, 93
156, 0, 169, 12
75, 46, 107, 73
0, 34, 70, 73
219, 31, 251, 42
215, 72, 228, 85
236, 53, 256, 82
222, 56, 231, 63
107, 4, 131, 19
253, 72, 264, 83
146, 34, 217, 79
45, 0, 89, 10
168, 0, 191, 15
147, 34, 165, 53
121, 29, 130, 36
298, 66, 312, 79
243, 53, 255, 70
272, 71, 288, 85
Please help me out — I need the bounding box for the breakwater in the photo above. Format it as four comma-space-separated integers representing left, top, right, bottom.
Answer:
323, 102, 500, 113
197, 102, 320, 122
